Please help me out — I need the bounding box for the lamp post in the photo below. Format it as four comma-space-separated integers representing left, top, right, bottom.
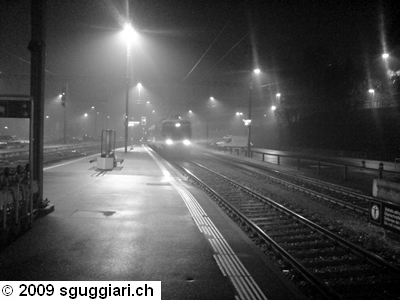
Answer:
206, 96, 215, 144
122, 23, 136, 153
247, 68, 260, 158
368, 89, 375, 108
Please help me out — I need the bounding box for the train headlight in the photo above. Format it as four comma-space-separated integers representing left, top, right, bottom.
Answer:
183, 139, 191, 146
166, 139, 173, 145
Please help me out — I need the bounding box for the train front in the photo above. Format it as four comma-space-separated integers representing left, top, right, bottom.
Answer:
160, 119, 192, 157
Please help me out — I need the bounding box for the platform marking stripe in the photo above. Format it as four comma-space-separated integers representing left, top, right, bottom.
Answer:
175, 182, 267, 299
145, 146, 268, 300
231, 276, 252, 300
213, 255, 228, 277
232, 276, 266, 300
210, 239, 227, 255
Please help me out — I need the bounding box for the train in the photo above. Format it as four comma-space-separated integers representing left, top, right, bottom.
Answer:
147, 117, 192, 157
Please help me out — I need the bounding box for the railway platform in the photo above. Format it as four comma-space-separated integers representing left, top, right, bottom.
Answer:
0, 145, 305, 300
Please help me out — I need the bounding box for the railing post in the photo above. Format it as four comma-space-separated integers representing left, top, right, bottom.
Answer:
343, 165, 348, 181
262, 153, 265, 162
379, 162, 384, 179
277, 155, 280, 165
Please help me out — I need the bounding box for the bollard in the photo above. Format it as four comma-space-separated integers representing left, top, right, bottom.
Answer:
343, 165, 348, 181
361, 160, 366, 168
379, 162, 384, 179
277, 155, 280, 165
262, 153, 265, 162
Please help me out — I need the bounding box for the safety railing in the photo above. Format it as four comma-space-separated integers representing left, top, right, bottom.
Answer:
219, 146, 399, 181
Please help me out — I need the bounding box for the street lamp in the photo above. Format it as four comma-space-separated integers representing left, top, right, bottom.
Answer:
138, 82, 142, 101
122, 23, 138, 153
206, 96, 216, 144
368, 89, 375, 108
247, 68, 260, 158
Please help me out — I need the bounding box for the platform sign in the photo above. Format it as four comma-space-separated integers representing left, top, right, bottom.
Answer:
0, 95, 32, 118
369, 200, 400, 234
128, 121, 140, 127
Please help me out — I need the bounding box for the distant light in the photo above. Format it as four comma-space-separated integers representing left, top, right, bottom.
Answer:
84, 113, 88, 117
175, 123, 181, 127
46, 115, 49, 119
188, 110, 192, 114
59, 94, 62, 98
243, 119, 251, 126
382, 53, 389, 59
183, 139, 191, 146
276, 93, 281, 98
122, 23, 138, 44
236, 112, 243, 116
138, 82, 142, 89
166, 139, 173, 145
91, 106, 95, 109
254, 68, 261, 74
368, 89, 375, 94
146, 101, 150, 104
271, 105, 277, 111
210, 97, 215, 100
4, 126, 8, 129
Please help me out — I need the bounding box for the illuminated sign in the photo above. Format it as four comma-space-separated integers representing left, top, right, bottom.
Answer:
0, 95, 32, 118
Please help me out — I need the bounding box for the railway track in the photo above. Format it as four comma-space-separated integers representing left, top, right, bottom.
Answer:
174, 159, 400, 300
202, 153, 372, 217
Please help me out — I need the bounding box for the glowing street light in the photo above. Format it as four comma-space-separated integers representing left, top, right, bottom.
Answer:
247, 68, 261, 158
368, 89, 375, 108
206, 96, 216, 143
382, 53, 389, 60
122, 22, 138, 153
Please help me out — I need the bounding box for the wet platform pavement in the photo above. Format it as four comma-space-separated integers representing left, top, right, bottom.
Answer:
0, 145, 305, 300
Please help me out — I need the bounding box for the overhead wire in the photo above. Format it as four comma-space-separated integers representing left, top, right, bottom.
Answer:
182, 20, 230, 82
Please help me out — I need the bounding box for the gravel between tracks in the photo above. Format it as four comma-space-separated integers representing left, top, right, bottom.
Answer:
195, 154, 400, 268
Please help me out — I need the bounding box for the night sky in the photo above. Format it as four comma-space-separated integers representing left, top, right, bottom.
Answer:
0, 0, 399, 144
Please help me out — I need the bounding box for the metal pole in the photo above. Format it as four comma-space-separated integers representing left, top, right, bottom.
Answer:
206, 105, 209, 144
247, 82, 253, 158
124, 43, 130, 153
63, 83, 67, 144
63, 104, 66, 143
28, 0, 46, 204
94, 112, 97, 137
